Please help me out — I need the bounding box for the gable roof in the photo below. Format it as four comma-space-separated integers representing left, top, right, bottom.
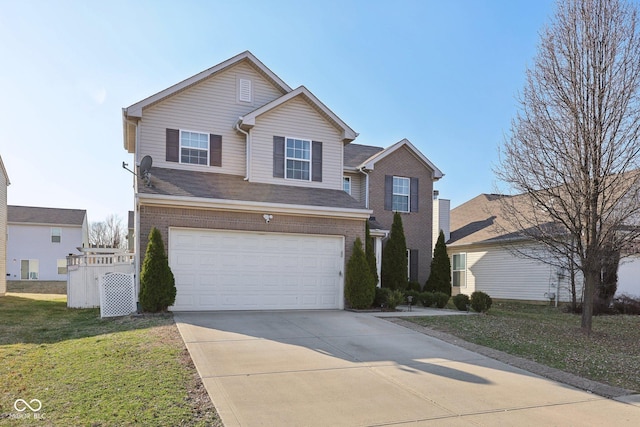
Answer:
238, 85, 358, 142
124, 51, 291, 119
8, 205, 87, 226
345, 139, 444, 180
344, 144, 385, 170
0, 155, 9, 185
448, 194, 510, 246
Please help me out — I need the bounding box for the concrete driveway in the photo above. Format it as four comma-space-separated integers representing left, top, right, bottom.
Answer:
175, 310, 640, 426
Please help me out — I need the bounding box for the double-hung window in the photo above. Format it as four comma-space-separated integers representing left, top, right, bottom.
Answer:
286, 138, 310, 180
452, 253, 466, 287
51, 227, 61, 243
392, 176, 410, 212
343, 176, 351, 194
180, 131, 209, 165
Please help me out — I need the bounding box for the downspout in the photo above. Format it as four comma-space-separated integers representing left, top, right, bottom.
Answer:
133, 121, 141, 300
359, 166, 370, 208
235, 119, 251, 181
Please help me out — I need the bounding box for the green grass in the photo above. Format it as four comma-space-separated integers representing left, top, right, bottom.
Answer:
0, 294, 221, 426
408, 301, 640, 392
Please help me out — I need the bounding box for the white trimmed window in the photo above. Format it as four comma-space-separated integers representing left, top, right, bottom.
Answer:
392, 176, 410, 212
343, 176, 351, 194
57, 259, 68, 275
286, 138, 311, 180
180, 131, 209, 165
51, 227, 61, 243
452, 253, 466, 287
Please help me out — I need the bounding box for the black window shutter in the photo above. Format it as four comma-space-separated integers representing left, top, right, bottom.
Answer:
210, 134, 222, 167
273, 136, 285, 178
410, 249, 419, 283
166, 129, 179, 162
410, 177, 419, 212
312, 141, 322, 182
384, 175, 393, 211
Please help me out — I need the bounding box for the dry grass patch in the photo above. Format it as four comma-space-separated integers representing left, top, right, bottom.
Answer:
408, 301, 640, 392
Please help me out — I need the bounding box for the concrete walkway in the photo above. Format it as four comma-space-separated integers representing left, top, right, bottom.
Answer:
175, 310, 640, 426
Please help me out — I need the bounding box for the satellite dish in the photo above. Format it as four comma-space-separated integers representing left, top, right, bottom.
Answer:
139, 155, 153, 187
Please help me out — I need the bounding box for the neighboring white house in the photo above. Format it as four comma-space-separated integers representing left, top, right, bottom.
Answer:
0, 156, 9, 296
6, 206, 89, 282
448, 194, 640, 302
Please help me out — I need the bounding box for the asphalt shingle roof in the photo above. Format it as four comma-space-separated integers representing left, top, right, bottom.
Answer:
344, 144, 384, 169
8, 205, 87, 226
139, 168, 367, 211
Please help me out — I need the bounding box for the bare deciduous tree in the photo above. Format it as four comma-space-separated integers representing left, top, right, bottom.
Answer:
496, 0, 640, 333
89, 214, 126, 249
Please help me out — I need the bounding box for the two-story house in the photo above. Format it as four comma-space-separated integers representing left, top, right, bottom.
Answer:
6, 206, 89, 287
0, 156, 9, 296
344, 141, 443, 285
122, 51, 443, 311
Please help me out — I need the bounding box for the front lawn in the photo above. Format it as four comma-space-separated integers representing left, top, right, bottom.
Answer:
407, 301, 640, 392
0, 294, 221, 426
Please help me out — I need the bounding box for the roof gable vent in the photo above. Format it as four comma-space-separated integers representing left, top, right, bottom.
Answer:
239, 78, 252, 103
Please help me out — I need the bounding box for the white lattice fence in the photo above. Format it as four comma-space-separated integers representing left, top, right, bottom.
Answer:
99, 273, 136, 318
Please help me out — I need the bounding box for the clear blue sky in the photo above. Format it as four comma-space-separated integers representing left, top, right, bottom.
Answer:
0, 0, 558, 224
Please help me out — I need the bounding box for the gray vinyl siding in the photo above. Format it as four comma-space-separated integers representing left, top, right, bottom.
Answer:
250, 96, 343, 190
138, 62, 284, 175
449, 243, 583, 302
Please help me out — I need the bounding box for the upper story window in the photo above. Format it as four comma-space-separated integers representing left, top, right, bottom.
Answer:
51, 227, 61, 243
286, 138, 311, 180
181, 131, 209, 165
392, 176, 410, 212
343, 176, 351, 194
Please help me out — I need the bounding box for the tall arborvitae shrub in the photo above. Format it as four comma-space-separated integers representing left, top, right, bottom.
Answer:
381, 212, 408, 290
345, 237, 376, 309
365, 221, 379, 285
139, 227, 176, 312
425, 230, 452, 296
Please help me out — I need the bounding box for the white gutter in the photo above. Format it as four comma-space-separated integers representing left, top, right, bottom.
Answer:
235, 119, 251, 181
138, 193, 372, 220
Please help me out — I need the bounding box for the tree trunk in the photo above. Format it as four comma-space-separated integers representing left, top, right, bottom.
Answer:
581, 268, 599, 333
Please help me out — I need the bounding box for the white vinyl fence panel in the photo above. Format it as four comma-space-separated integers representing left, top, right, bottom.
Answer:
67, 253, 135, 308
100, 272, 136, 318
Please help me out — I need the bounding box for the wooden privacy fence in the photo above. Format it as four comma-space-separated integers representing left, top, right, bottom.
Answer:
67, 253, 135, 308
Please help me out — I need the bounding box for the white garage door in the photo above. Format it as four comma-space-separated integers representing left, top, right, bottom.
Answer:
168, 228, 345, 311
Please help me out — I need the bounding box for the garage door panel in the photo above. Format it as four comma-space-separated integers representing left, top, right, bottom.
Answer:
169, 229, 344, 311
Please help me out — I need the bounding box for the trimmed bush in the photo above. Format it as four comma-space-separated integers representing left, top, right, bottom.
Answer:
344, 237, 377, 309
374, 287, 390, 308
470, 291, 493, 313
419, 292, 435, 308
433, 292, 450, 308
407, 281, 422, 292
365, 221, 379, 285
424, 230, 452, 296
452, 293, 470, 311
139, 227, 176, 312
386, 289, 405, 310
381, 212, 408, 291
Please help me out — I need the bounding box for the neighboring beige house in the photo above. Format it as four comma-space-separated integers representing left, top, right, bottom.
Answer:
0, 156, 9, 296
123, 51, 443, 311
448, 193, 640, 302
343, 140, 443, 285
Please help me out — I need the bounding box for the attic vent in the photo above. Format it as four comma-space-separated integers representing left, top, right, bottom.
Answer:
239, 78, 252, 102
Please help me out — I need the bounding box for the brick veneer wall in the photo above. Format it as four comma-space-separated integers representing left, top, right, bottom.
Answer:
367, 145, 435, 285
139, 205, 365, 269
